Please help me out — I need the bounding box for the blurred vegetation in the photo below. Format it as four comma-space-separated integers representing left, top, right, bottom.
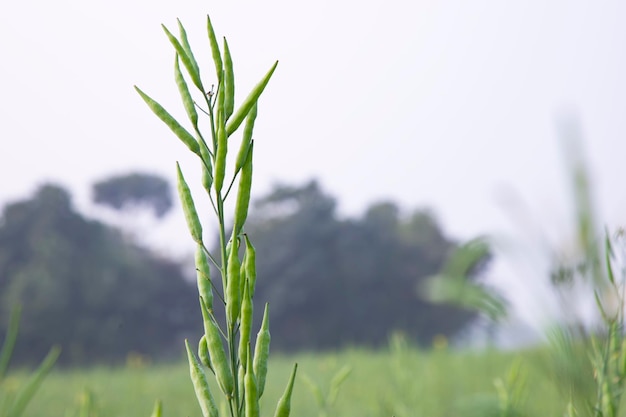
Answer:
5, 346, 564, 417
0, 183, 199, 366
241, 180, 484, 351
0, 177, 482, 365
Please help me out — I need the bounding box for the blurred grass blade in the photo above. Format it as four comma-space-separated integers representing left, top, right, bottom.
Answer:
299, 373, 324, 408
226, 61, 278, 137
0, 305, 21, 382
150, 399, 163, 417
135, 86, 201, 157
328, 365, 352, 405
7, 346, 60, 417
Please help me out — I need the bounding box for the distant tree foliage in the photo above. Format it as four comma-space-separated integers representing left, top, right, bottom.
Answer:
0, 184, 198, 366
242, 180, 484, 351
92, 172, 172, 218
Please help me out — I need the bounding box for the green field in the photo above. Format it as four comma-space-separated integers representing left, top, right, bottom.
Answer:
3, 344, 570, 417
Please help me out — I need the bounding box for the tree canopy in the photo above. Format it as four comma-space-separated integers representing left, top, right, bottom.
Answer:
239, 180, 483, 350
0, 178, 486, 365
92, 172, 172, 218
0, 184, 198, 365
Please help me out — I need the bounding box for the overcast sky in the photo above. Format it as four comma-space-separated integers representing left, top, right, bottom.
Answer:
1, 1, 625, 327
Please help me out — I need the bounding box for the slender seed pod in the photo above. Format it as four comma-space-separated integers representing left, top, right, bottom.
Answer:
195, 245, 213, 311
135, 87, 200, 156
174, 54, 199, 131
238, 363, 246, 408
162, 25, 203, 92
199, 138, 214, 195
234, 103, 257, 175
185, 340, 219, 417
206, 15, 223, 83
226, 61, 278, 137
177, 19, 201, 79
176, 163, 203, 244
226, 238, 242, 325
253, 304, 270, 397
214, 114, 227, 194
243, 235, 257, 297
273, 363, 298, 417
201, 298, 234, 397
245, 348, 260, 417
233, 141, 254, 236
223, 38, 235, 121
198, 335, 213, 371
238, 280, 253, 367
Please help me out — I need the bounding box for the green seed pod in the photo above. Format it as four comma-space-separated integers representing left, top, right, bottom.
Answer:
238, 363, 246, 407
135, 87, 200, 157
214, 116, 227, 194
201, 298, 234, 397
185, 340, 219, 417
206, 15, 223, 83
234, 103, 257, 175
177, 19, 201, 79
223, 38, 235, 121
226, 61, 278, 137
273, 363, 298, 417
174, 54, 199, 131
253, 304, 270, 397
198, 335, 212, 371
238, 281, 253, 367
245, 348, 259, 417
243, 235, 257, 297
233, 141, 254, 237
226, 238, 241, 325
162, 25, 203, 92
195, 245, 213, 311
176, 163, 203, 244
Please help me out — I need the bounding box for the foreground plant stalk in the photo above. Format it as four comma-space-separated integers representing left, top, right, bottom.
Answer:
136, 15, 296, 417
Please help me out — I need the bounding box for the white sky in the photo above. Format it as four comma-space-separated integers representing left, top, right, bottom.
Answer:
1, 1, 625, 328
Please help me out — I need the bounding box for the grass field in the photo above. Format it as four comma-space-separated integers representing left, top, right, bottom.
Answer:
3, 343, 570, 417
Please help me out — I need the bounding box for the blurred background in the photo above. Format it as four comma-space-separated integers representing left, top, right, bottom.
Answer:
1, 0, 625, 366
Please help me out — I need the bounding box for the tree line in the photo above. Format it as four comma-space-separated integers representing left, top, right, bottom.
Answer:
0, 174, 485, 365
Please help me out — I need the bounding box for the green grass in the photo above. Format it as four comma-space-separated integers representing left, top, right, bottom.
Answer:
3, 346, 567, 417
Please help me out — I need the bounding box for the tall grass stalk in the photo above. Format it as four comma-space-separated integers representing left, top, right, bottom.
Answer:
0, 305, 60, 417
136, 15, 296, 417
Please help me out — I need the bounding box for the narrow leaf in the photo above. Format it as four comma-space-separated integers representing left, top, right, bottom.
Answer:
0, 305, 21, 382
8, 346, 60, 417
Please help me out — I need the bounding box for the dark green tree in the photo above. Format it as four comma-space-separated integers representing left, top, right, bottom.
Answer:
243, 180, 481, 351
0, 184, 198, 365
92, 172, 172, 218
